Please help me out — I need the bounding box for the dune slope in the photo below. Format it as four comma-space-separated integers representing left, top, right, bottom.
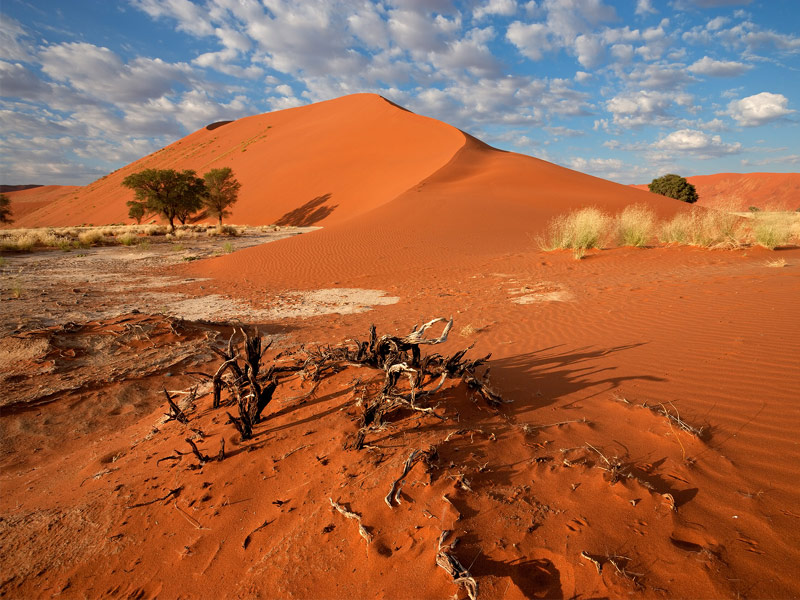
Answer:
3, 185, 80, 224
185, 133, 683, 290
13, 94, 465, 228
633, 172, 800, 210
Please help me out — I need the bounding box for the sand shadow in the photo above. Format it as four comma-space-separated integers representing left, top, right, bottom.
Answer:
471, 555, 563, 599
491, 343, 666, 413
275, 193, 337, 226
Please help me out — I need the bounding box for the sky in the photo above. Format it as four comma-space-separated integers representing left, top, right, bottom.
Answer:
1, 0, 798, 186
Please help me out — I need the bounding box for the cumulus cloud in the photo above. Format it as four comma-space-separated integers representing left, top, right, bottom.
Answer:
40, 43, 193, 104
688, 56, 751, 76
506, 21, 551, 60
473, 0, 518, 20
727, 92, 794, 126
635, 0, 657, 15
653, 128, 741, 157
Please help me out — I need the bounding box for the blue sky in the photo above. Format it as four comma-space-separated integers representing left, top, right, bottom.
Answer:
1, 0, 798, 185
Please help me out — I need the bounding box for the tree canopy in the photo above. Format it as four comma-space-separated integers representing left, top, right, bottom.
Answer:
203, 167, 241, 229
122, 168, 206, 231
648, 174, 699, 204
0, 193, 12, 224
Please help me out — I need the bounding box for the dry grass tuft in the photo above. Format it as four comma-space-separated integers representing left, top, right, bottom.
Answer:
750, 212, 795, 250
764, 258, 787, 268
616, 204, 656, 247
540, 207, 612, 257
658, 207, 741, 248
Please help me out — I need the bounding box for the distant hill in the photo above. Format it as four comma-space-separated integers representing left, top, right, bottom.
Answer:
632, 173, 800, 211
3, 185, 80, 225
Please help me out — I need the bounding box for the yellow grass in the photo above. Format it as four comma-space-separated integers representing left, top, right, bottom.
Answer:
540, 207, 612, 256
616, 204, 656, 247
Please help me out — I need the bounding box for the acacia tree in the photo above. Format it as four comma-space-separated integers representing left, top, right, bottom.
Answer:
122, 169, 206, 232
203, 167, 241, 230
648, 174, 698, 204
0, 193, 12, 224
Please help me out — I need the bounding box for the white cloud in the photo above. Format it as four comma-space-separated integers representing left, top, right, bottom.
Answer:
0, 15, 34, 61
688, 56, 751, 76
575, 33, 605, 68
727, 92, 794, 126
473, 0, 518, 20
40, 43, 193, 104
635, 0, 657, 15
653, 128, 741, 157
506, 21, 551, 60
131, 0, 215, 36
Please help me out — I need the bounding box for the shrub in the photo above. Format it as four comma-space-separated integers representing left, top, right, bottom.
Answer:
616, 204, 656, 247
648, 174, 698, 204
540, 207, 611, 255
78, 230, 105, 246
748, 206, 760, 213
117, 232, 138, 246
751, 212, 793, 250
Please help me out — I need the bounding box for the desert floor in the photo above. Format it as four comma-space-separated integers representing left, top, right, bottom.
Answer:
1, 238, 799, 599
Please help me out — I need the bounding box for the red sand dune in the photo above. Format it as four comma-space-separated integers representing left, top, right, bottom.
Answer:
13, 95, 465, 228
16, 94, 678, 232
178, 97, 685, 290
632, 172, 800, 211
3, 185, 80, 224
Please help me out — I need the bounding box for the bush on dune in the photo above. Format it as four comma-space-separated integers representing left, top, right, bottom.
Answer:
616, 204, 656, 247
541, 207, 612, 257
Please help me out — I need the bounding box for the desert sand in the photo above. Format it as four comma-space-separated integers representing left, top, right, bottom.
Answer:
2, 94, 799, 599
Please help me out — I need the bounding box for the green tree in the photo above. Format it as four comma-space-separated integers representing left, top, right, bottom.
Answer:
648, 174, 699, 204
121, 169, 206, 232
127, 200, 147, 224
203, 167, 241, 230
0, 193, 12, 224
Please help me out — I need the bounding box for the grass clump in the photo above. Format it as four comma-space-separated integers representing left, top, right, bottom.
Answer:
78, 230, 105, 246
222, 241, 234, 254
750, 212, 794, 250
117, 232, 138, 246
616, 204, 656, 247
658, 207, 741, 248
540, 207, 611, 258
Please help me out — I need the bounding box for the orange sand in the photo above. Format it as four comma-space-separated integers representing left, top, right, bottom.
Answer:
3, 185, 79, 223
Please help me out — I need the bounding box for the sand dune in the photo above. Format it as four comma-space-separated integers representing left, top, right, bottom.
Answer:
183, 126, 683, 291
13, 94, 465, 228
3, 185, 79, 223
632, 172, 800, 210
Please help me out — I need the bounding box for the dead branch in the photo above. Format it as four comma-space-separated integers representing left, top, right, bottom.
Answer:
126, 486, 182, 509
164, 388, 189, 424
185, 437, 210, 464
385, 447, 438, 507
436, 530, 478, 600
329, 498, 372, 545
